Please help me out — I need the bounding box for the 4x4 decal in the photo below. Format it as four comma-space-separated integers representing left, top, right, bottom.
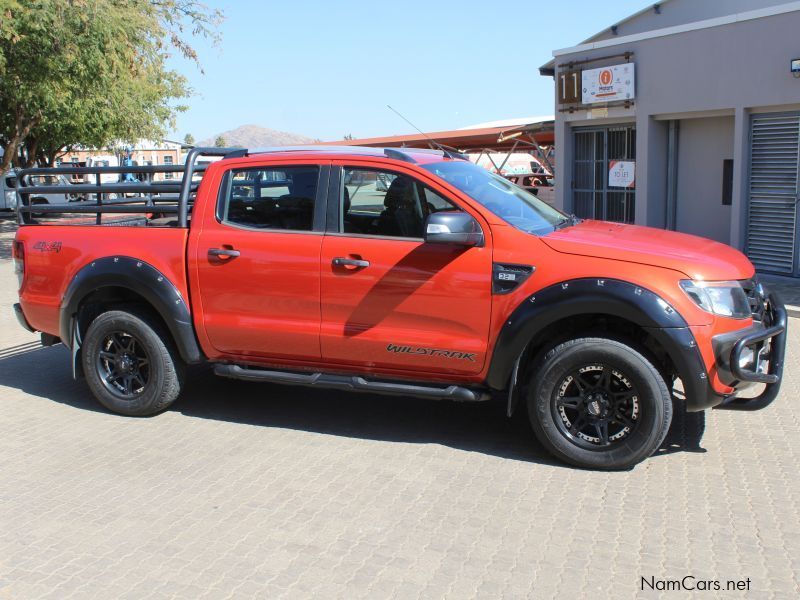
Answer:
33, 241, 62, 253
386, 343, 476, 362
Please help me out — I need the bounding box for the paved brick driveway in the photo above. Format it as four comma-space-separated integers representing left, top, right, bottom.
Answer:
0, 217, 798, 599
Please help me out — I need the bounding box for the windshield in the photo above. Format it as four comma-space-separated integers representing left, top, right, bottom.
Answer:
422, 160, 567, 235
29, 175, 70, 186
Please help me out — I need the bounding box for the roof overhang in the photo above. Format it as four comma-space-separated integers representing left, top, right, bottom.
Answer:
539, 0, 800, 72
321, 120, 554, 153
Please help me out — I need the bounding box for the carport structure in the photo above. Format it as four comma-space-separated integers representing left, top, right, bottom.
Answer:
322, 117, 556, 176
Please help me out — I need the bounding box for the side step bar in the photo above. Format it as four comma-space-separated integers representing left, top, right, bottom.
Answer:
214, 364, 490, 402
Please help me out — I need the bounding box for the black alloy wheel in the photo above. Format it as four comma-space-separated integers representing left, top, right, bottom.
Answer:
96, 331, 151, 398
552, 363, 640, 449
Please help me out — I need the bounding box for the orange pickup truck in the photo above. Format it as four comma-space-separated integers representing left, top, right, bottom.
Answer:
12, 147, 787, 469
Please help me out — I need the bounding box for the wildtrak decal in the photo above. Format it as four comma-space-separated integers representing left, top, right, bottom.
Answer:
386, 343, 476, 362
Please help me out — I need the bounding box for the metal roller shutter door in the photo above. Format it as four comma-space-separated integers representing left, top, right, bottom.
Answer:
746, 114, 800, 275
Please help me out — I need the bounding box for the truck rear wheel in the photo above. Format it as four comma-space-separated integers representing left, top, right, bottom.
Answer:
82, 309, 185, 416
527, 337, 672, 470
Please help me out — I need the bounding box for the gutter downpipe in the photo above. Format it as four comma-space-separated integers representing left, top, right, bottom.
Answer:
665, 120, 679, 230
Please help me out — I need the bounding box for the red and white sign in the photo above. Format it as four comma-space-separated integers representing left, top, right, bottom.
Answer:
582, 63, 635, 104
608, 160, 635, 188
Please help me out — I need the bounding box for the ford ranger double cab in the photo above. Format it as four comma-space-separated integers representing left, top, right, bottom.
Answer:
12, 147, 787, 469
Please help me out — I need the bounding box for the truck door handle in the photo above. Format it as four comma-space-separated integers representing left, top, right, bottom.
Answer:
208, 247, 241, 259
332, 257, 369, 269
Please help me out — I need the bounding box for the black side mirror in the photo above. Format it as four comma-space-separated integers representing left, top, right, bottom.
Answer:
424, 211, 484, 247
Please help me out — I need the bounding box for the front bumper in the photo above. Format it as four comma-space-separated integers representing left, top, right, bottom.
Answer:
712, 292, 787, 411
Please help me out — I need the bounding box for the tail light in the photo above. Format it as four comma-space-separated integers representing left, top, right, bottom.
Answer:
12, 241, 24, 288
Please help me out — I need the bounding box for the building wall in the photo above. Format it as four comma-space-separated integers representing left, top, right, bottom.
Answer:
61, 143, 182, 182
550, 5, 800, 252
64, 147, 180, 167
675, 116, 734, 244
587, 12, 800, 117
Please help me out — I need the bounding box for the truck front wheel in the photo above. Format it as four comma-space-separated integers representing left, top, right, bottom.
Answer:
527, 337, 672, 470
82, 309, 185, 416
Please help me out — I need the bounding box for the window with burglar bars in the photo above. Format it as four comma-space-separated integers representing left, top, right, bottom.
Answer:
572, 126, 636, 223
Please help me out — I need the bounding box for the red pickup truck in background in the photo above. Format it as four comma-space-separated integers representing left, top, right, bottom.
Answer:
12, 147, 787, 469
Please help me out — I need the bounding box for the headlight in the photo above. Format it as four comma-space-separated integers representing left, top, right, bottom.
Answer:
680, 280, 751, 319
5, 190, 16, 209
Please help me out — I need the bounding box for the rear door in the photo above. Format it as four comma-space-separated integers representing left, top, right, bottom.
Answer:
319, 162, 492, 376
192, 161, 328, 360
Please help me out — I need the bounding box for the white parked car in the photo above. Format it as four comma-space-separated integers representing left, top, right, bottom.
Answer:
1, 171, 18, 213
1, 169, 79, 214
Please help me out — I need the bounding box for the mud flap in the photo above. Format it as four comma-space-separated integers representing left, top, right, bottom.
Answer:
71, 319, 84, 379
506, 354, 523, 417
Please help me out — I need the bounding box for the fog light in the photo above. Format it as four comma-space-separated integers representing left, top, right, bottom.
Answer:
738, 346, 755, 370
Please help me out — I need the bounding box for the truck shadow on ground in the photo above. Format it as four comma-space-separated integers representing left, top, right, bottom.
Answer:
0, 345, 706, 468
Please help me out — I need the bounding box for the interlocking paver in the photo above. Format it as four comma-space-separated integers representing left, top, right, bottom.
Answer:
0, 216, 798, 599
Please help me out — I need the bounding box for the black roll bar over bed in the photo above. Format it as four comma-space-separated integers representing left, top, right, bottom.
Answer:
16, 147, 239, 227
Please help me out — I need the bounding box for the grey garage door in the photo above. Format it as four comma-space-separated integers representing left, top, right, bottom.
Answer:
746, 113, 800, 275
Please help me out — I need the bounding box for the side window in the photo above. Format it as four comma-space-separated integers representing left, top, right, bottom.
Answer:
221, 166, 318, 231
419, 186, 454, 213
341, 168, 458, 238
163, 155, 174, 179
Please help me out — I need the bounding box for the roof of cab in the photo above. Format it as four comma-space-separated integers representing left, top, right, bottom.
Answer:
218, 145, 461, 166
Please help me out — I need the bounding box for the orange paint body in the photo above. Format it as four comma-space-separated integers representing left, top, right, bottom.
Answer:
15, 150, 760, 396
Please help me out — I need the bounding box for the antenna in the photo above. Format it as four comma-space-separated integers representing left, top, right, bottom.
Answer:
386, 105, 465, 160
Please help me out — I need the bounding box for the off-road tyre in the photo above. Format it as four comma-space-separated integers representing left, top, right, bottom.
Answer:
527, 337, 672, 470
82, 309, 185, 416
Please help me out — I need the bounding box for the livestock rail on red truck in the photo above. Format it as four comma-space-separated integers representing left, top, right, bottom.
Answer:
15, 147, 238, 228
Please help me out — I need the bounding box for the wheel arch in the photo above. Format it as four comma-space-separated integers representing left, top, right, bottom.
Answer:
60, 256, 204, 375
487, 279, 698, 399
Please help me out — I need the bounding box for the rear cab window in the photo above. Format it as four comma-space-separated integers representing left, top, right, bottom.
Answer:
217, 165, 320, 231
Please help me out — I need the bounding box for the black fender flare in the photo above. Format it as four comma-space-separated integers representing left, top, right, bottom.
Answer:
59, 256, 204, 366
487, 278, 720, 412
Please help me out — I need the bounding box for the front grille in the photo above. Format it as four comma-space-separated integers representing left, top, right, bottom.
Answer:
741, 277, 767, 323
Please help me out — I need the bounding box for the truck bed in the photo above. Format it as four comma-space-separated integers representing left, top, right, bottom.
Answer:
14, 223, 191, 338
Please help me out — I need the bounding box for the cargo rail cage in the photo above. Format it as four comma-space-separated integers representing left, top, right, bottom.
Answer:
15, 147, 240, 228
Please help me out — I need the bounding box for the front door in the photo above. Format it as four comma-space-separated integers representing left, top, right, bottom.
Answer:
192, 162, 327, 360
320, 163, 492, 376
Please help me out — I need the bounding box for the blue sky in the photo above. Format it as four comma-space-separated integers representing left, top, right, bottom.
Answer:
168, 0, 649, 142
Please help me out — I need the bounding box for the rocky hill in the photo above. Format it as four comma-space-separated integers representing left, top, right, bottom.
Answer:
199, 124, 316, 148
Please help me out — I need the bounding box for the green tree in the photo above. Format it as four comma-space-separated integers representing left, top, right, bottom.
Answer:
214, 135, 226, 147
183, 133, 195, 146
0, 0, 222, 171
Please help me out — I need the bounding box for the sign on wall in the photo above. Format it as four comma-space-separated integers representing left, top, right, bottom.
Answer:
558, 70, 581, 105
608, 160, 635, 188
582, 63, 635, 104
